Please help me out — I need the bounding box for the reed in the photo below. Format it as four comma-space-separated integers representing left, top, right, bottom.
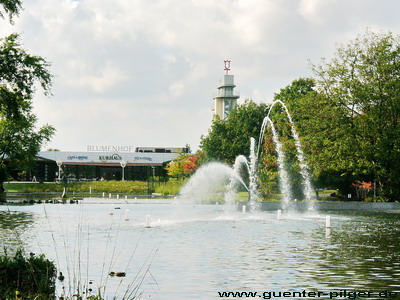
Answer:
1, 203, 158, 299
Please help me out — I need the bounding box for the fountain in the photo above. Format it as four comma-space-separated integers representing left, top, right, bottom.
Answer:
257, 100, 314, 209
244, 100, 315, 211
265, 117, 293, 210
180, 100, 314, 212
178, 162, 249, 204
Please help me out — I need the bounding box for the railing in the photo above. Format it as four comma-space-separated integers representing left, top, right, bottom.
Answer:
214, 90, 240, 98
4, 191, 174, 202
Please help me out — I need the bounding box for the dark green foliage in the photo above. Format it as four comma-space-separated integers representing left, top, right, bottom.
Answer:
266, 31, 400, 201
257, 134, 279, 198
0, 0, 22, 23
0, 113, 55, 178
0, 249, 57, 299
0, 33, 55, 191
0, 34, 52, 118
200, 99, 269, 165
0, 1, 55, 193
305, 31, 400, 200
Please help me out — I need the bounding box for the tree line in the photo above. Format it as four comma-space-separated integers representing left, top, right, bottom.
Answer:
0, 0, 55, 200
199, 31, 400, 202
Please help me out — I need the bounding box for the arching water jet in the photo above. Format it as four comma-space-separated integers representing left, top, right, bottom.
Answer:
266, 117, 293, 209
256, 100, 314, 209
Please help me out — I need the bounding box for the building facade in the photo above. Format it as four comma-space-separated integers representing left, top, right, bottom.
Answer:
30, 149, 183, 182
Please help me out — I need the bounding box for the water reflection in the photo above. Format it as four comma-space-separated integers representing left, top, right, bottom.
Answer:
0, 208, 36, 254
309, 212, 400, 291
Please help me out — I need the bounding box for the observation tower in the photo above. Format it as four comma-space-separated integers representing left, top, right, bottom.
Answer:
213, 60, 240, 119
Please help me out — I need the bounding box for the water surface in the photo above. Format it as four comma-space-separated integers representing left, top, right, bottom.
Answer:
1, 201, 399, 299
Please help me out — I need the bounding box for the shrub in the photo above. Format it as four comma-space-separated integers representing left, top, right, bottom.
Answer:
154, 179, 186, 195
0, 249, 57, 299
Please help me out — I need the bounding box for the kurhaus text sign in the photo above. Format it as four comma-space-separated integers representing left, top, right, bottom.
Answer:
99, 154, 123, 161
87, 145, 134, 152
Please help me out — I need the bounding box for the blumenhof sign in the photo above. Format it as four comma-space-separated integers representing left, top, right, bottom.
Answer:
87, 145, 134, 152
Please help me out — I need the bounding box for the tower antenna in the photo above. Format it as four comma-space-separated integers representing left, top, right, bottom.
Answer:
224, 60, 231, 75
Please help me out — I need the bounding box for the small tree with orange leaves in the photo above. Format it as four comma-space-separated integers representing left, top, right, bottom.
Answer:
166, 154, 199, 179
352, 181, 373, 200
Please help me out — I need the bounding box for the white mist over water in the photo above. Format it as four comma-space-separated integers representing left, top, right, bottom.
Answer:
224, 155, 250, 206
179, 162, 248, 204
225, 138, 259, 211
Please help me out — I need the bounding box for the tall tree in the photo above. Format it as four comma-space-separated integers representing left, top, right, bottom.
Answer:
289, 91, 359, 196
199, 100, 269, 194
0, 2, 55, 198
200, 99, 269, 165
302, 30, 400, 201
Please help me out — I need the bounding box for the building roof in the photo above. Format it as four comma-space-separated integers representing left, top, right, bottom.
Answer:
37, 151, 178, 166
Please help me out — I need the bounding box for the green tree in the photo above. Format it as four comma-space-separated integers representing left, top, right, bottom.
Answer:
0, 112, 55, 181
290, 91, 358, 196
199, 100, 269, 196
200, 99, 269, 164
0, 3, 55, 198
294, 30, 400, 201
166, 155, 185, 179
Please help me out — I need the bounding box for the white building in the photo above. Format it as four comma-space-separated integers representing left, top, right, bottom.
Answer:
31, 147, 187, 182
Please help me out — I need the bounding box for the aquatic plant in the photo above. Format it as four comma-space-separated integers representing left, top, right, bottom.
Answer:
0, 249, 57, 299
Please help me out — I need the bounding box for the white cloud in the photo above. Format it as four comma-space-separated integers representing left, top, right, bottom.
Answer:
169, 81, 185, 98
298, 0, 321, 23
1, 0, 400, 151
73, 61, 129, 93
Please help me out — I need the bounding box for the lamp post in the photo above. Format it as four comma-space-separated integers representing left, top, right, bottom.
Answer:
56, 160, 63, 182
120, 161, 127, 181
150, 166, 155, 193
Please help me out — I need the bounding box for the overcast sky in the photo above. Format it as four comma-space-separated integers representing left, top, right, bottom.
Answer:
1, 0, 399, 152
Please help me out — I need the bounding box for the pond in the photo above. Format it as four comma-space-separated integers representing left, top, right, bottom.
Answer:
1, 200, 400, 299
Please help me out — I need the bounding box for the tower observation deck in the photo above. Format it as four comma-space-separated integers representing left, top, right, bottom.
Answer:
213, 60, 240, 119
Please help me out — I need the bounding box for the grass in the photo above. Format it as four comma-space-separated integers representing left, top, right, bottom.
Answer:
4, 181, 148, 194
5, 179, 189, 196
236, 192, 249, 201
153, 178, 186, 195
318, 189, 338, 195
